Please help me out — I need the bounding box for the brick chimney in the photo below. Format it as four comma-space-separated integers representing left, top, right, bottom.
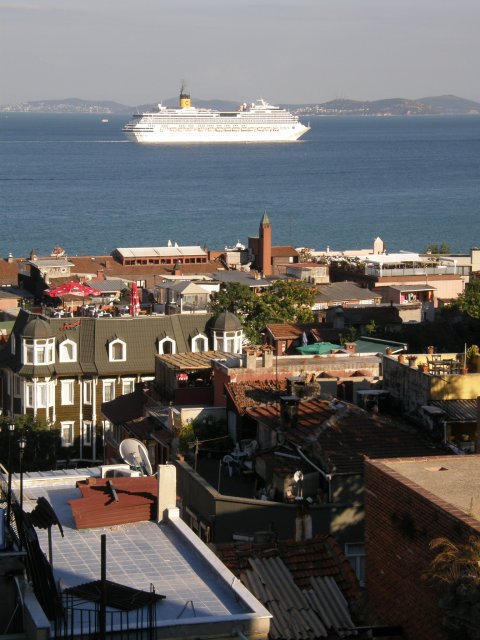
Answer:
344, 342, 356, 354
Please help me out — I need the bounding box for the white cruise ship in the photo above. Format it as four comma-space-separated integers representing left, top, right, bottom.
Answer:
123, 89, 310, 144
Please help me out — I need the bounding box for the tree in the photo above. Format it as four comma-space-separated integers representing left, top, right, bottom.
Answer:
424, 241, 451, 254
452, 278, 480, 319
0, 416, 59, 472
210, 279, 316, 343
425, 536, 480, 639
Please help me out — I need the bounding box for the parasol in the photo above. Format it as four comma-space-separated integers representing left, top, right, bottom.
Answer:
129, 282, 140, 317
45, 282, 103, 298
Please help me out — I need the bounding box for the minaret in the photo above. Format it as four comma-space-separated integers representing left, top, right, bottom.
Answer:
258, 211, 272, 276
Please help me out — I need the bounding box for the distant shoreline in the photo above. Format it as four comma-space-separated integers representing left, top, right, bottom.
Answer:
1, 94, 480, 117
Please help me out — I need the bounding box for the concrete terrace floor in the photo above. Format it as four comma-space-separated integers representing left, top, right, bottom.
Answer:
22, 479, 249, 621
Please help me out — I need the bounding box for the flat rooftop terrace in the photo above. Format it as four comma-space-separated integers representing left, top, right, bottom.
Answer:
16, 469, 270, 637
381, 455, 480, 522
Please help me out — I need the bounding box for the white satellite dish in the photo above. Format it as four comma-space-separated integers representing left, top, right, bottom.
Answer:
293, 470, 304, 483
119, 438, 153, 476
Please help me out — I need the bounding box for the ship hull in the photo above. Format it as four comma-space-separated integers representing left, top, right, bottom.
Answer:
123, 123, 309, 144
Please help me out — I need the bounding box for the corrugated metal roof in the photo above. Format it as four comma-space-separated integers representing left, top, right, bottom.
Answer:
430, 399, 478, 422
240, 556, 359, 639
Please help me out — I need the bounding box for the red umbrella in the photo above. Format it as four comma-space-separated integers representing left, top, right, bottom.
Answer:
129, 282, 140, 317
45, 282, 103, 298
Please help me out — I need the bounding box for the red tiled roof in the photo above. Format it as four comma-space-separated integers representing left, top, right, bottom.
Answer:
271, 246, 299, 258
225, 380, 288, 415
266, 323, 304, 340
247, 399, 446, 474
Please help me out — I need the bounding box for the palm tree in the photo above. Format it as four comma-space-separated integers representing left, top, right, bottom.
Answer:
426, 536, 480, 639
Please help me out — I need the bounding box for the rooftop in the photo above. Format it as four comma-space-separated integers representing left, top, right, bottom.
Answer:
116, 246, 207, 258
15, 469, 270, 638
379, 455, 480, 521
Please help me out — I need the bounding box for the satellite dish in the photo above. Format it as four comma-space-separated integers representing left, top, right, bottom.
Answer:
119, 438, 153, 476
293, 470, 304, 483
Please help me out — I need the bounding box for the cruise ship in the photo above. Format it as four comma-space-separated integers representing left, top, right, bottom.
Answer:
123, 88, 310, 144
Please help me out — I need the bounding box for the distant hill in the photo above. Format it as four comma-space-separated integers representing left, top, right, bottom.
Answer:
1, 94, 479, 115
417, 94, 480, 114
291, 95, 480, 116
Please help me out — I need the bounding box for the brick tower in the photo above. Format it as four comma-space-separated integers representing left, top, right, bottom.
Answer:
258, 211, 272, 276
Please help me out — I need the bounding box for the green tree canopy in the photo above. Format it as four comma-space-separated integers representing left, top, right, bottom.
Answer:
210, 279, 315, 343
0, 416, 59, 472
452, 278, 480, 319
424, 241, 451, 254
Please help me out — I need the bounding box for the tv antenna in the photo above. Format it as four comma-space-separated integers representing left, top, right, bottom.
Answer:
119, 438, 153, 476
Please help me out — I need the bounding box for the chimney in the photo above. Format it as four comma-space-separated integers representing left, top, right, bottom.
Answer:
157, 464, 178, 522
287, 376, 305, 396
262, 347, 274, 368
280, 395, 300, 430
344, 342, 356, 354
245, 349, 257, 370
294, 501, 313, 542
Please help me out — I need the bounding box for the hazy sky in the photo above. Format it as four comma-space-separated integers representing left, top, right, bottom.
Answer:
2, 0, 479, 105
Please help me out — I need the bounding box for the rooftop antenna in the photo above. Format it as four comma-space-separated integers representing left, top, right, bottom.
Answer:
119, 438, 153, 476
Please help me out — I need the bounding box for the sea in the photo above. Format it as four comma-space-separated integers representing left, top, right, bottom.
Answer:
1, 112, 480, 258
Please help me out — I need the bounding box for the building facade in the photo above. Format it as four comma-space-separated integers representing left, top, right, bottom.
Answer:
0, 310, 242, 461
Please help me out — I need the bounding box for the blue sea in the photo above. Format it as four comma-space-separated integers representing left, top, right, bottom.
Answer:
1, 113, 480, 257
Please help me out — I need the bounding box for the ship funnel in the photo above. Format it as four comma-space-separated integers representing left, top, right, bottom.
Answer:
179, 85, 191, 109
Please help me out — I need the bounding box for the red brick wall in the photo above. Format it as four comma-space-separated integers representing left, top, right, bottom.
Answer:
365, 458, 480, 640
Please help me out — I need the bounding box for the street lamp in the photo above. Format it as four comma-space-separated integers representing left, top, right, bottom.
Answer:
6, 423, 15, 524
18, 436, 27, 513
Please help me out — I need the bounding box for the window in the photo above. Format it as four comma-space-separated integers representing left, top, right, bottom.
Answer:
37, 382, 48, 408
14, 375, 21, 398
122, 379, 135, 395
61, 379, 75, 405
345, 543, 365, 586
59, 339, 77, 363
158, 337, 176, 355
60, 422, 74, 447
103, 380, 115, 402
11, 333, 15, 355
22, 338, 55, 365
25, 383, 34, 408
108, 339, 126, 362
83, 380, 92, 405
191, 334, 209, 353
83, 421, 93, 446
136, 280, 146, 288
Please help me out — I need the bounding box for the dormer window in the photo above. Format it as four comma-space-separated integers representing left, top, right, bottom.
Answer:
22, 337, 55, 365
109, 338, 127, 362
191, 333, 208, 353
59, 339, 77, 363
158, 337, 176, 355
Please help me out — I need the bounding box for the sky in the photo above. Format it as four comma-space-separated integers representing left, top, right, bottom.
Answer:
1, 0, 479, 106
